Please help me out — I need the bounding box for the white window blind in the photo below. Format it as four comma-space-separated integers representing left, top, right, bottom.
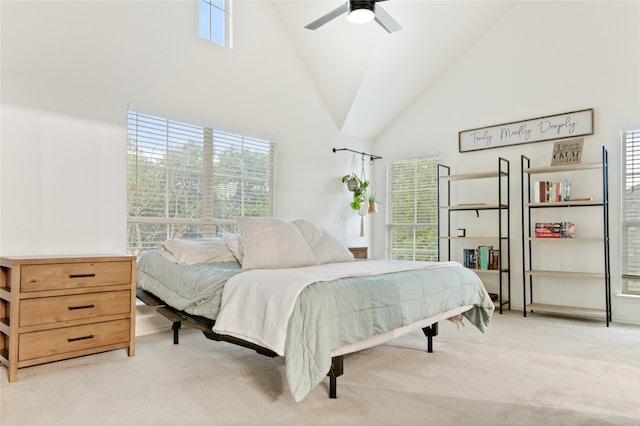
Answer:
385, 156, 439, 261
622, 128, 640, 295
127, 111, 276, 255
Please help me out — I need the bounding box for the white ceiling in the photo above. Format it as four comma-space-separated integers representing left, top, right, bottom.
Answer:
272, 1, 516, 139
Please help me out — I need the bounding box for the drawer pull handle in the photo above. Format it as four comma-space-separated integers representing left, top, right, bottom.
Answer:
67, 335, 94, 343
68, 304, 95, 311
68, 273, 96, 279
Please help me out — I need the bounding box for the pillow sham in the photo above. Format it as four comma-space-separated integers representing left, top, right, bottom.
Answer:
223, 233, 244, 263
235, 217, 318, 270
291, 218, 354, 264
159, 237, 237, 265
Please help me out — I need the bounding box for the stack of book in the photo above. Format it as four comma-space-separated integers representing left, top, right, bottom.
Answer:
535, 222, 576, 238
533, 180, 571, 202
463, 246, 500, 270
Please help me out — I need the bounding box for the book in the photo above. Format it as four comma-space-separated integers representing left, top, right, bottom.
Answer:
535, 222, 576, 238
479, 246, 490, 270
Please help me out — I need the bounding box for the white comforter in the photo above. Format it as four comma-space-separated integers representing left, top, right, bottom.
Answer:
212, 260, 460, 355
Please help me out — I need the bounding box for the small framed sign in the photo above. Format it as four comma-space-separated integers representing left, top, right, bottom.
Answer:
551, 138, 584, 166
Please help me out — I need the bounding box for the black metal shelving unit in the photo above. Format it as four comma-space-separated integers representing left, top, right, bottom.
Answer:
521, 146, 610, 326
438, 157, 511, 313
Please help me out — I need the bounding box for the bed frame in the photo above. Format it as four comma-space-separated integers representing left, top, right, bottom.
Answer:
136, 288, 439, 399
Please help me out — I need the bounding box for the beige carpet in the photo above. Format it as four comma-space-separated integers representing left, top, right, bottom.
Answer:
1, 311, 638, 425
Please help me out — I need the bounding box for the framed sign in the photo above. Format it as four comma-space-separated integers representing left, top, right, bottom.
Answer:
459, 108, 593, 153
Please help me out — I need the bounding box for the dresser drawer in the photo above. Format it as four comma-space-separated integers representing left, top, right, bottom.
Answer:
21, 261, 132, 292
18, 319, 130, 361
20, 291, 131, 327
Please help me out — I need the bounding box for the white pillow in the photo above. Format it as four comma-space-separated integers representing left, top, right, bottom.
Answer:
223, 233, 244, 263
291, 218, 354, 264
158, 238, 237, 265
235, 217, 318, 270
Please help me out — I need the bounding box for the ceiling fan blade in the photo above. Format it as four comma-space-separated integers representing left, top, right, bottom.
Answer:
305, 3, 349, 30
374, 4, 401, 33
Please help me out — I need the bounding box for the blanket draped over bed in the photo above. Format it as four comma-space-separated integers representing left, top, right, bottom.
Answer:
137, 252, 494, 402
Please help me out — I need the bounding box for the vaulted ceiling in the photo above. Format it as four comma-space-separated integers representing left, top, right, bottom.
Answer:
272, 1, 516, 139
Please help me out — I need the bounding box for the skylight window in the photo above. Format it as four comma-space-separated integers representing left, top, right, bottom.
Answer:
198, 0, 231, 47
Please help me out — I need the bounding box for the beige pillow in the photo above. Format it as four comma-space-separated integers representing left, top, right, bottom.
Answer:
291, 218, 354, 264
223, 233, 244, 263
235, 217, 318, 270
159, 238, 237, 265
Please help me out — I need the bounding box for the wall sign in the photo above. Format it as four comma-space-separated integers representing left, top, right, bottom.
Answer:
550, 138, 583, 166
458, 108, 593, 153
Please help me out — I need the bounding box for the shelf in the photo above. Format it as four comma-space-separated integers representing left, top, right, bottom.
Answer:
473, 269, 508, 274
526, 303, 607, 320
439, 170, 507, 180
524, 237, 602, 242
526, 200, 603, 207
521, 147, 610, 326
440, 236, 504, 241
438, 157, 510, 314
525, 270, 605, 279
440, 204, 507, 210
523, 162, 601, 174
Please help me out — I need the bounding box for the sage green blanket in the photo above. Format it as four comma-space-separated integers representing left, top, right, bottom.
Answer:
285, 265, 494, 401
137, 251, 241, 318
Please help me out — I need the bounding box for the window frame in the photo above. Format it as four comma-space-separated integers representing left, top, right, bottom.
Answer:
385, 156, 440, 261
127, 110, 276, 256
198, 0, 233, 48
622, 128, 640, 295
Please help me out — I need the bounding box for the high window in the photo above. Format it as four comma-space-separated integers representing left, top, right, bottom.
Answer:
385, 156, 440, 261
127, 111, 276, 256
198, 0, 231, 47
622, 128, 640, 295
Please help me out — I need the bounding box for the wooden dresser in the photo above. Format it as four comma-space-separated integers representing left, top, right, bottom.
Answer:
0, 255, 136, 382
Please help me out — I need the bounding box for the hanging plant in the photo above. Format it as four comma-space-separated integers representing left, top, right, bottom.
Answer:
342, 175, 369, 211
368, 194, 378, 214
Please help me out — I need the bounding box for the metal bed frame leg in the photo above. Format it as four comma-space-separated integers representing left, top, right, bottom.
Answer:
328, 356, 344, 399
422, 322, 438, 353
172, 321, 182, 344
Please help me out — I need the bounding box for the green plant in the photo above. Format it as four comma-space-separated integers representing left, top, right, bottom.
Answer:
342, 174, 369, 211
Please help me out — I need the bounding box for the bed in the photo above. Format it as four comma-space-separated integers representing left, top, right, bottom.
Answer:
136, 217, 494, 401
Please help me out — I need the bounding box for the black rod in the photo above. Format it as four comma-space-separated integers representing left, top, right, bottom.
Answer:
332, 147, 382, 161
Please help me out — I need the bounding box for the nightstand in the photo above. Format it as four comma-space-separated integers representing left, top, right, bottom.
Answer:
0, 255, 136, 382
348, 247, 368, 260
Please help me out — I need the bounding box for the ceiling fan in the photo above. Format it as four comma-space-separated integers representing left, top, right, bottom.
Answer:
305, 0, 402, 33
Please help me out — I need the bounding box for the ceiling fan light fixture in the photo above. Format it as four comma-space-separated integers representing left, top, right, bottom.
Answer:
348, 2, 375, 24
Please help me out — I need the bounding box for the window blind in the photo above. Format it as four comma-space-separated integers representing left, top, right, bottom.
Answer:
385, 156, 439, 261
127, 111, 276, 255
622, 129, 640, 294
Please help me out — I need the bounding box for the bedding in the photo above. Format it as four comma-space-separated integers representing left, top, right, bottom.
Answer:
136, 217, 494, 401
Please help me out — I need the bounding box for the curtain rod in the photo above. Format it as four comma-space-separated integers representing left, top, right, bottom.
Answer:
332, 147, 382, 162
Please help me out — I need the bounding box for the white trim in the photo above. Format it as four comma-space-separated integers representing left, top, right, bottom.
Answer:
616, 293, 640, 304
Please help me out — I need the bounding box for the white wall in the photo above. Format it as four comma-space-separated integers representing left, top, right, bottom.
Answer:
0, 1, 373, 256
373, 1, 640, 324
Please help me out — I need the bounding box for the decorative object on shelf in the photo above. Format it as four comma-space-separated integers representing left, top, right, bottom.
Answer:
551, 138, 584, 166
458, 108, 593, 153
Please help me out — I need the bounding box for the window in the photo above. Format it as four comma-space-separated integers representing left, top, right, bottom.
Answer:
622, 128, 640, 295
198, 0, 231, 47
127, 111, 276, 255
385, 156, 440, 261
